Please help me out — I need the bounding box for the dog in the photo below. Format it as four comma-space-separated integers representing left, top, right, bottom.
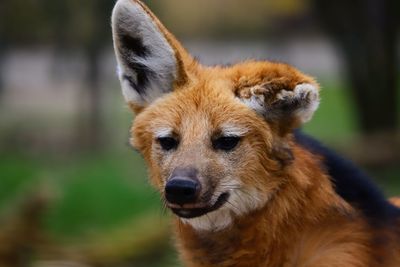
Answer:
111, 1, 400, 266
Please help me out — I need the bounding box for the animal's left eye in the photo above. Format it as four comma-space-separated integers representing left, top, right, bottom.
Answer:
212, 136, 241, 151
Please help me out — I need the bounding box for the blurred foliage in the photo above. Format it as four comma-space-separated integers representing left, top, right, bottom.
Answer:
0, 149, 157, 237
0, 0, 52, 45
0, 0, 309, 46
151, 0, 309, 38
0, 0, 115, 47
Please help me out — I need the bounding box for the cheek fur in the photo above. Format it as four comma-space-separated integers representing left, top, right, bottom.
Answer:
148, 146, 176, 190
230, 136, 284, 208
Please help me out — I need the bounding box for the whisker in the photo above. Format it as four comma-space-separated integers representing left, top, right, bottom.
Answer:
225, 199, 242, 214
205, 213, 214, 230
235, 190, 249, 202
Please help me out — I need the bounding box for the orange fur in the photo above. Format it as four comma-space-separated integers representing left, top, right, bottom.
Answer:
390, 197, 400, 208
112, 1, 400, 266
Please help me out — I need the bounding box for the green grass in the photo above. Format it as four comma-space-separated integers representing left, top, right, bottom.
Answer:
0, 154, 41, 210
44, 151, 161, 237
0, 149, 162, 239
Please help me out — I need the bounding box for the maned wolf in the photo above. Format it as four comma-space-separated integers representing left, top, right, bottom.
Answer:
111, 0, 400, 266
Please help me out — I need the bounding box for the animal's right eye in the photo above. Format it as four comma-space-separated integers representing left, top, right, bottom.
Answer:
212, 136, 241, 151
157, 137, 179, 151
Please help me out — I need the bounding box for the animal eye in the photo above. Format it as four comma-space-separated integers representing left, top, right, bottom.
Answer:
157, 137, 179, 151
212, 136, 241, 151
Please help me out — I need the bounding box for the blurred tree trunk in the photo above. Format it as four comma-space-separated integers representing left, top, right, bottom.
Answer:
83, 46, 103, 150
75, 0, 115, 151
75, 46, 103, 151
311, 0, 399, 134
0, 2, 6, 100
0, 47, 5, 99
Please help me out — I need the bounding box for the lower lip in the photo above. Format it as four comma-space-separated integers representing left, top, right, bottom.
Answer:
171, 192, 230, 219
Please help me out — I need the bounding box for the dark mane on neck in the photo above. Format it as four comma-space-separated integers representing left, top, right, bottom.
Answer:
294, 130, 400, 225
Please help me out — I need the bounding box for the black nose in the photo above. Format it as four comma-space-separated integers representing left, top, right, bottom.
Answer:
165, 178, 200, 205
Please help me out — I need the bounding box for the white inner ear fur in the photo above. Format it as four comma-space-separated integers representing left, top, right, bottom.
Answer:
112, 0, 177, 106
292, 83, 320, 123
240, 83, 319, 124
240, 90, 267, 116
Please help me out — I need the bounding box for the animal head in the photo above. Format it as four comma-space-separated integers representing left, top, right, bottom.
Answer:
112, 0, 319, 231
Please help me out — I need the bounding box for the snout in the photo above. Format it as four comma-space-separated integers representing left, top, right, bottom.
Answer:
164, 167, 230, 219
165, 167, 201, 206
165, 178, 200, 205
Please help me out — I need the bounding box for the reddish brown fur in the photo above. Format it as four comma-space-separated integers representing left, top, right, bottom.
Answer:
114, 1, 400, 266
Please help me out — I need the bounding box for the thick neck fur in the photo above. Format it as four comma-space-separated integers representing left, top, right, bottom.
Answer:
173, 145, 371, 267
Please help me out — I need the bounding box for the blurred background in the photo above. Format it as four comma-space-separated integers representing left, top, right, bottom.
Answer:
0, 0, 399, 266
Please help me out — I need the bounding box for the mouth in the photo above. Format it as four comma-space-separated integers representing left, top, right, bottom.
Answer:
170, 192, 230, 219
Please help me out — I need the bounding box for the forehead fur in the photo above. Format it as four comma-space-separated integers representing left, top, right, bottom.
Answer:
132, 71, 271, 142
131, 60, 317, 150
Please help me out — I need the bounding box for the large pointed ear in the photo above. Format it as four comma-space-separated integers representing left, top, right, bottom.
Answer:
236, 72, 320, 135
111, 0, 191, 111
